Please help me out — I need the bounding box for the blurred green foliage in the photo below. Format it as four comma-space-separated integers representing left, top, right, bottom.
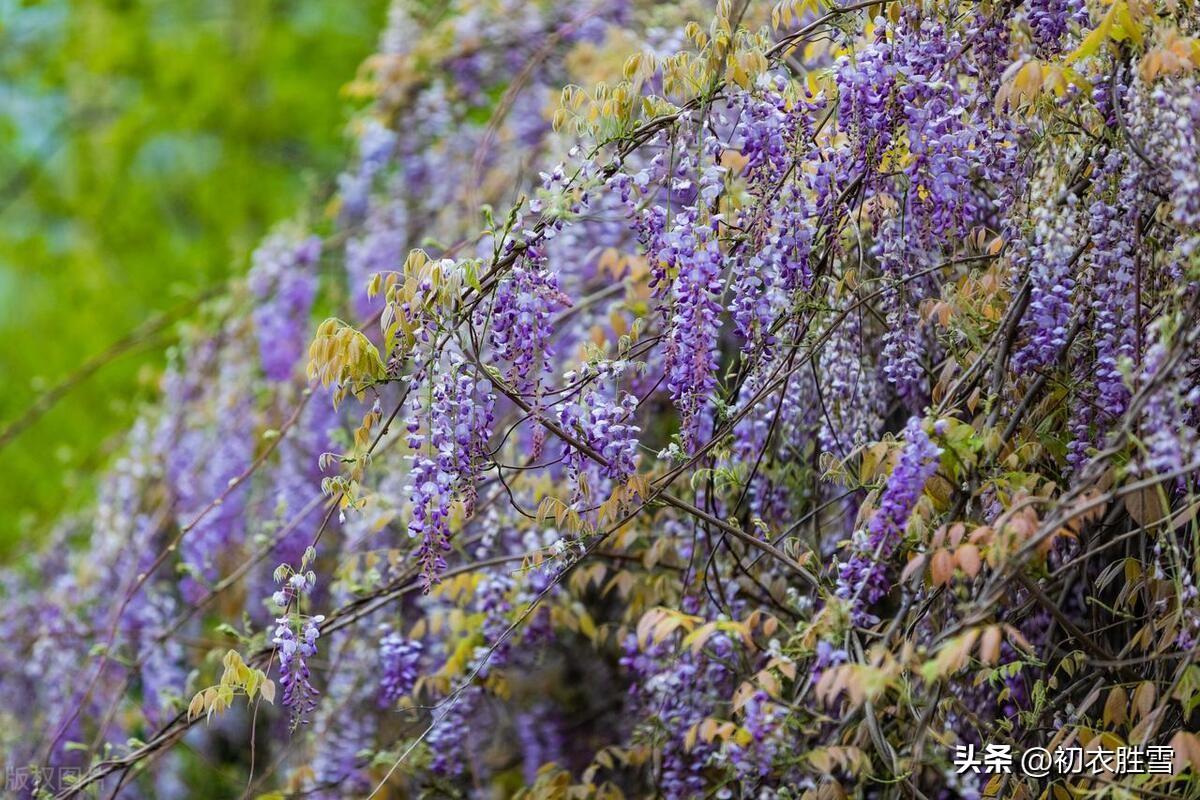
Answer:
0, 0, 386, 556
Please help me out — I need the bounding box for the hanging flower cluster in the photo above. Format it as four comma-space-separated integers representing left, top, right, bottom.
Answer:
836, 417, 942, 625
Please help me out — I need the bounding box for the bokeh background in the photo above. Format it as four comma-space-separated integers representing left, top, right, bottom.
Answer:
0, 0, 386, 555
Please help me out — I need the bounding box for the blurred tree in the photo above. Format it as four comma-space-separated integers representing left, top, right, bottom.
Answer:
0, 0, 386, 555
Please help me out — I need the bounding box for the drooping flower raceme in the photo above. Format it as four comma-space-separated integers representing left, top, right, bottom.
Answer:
172, 353, 255, 604
837, 417, 942, 624
1134, 319, 1200, 478
274, 614, 323, 728
405, 356, 495, 588
558, 383, 641, 484
248, 231, 322, 382
1014, 200, 1082, 373
661, 210, 724, 453
490, 258, 570, 396
378, 630, 422, 706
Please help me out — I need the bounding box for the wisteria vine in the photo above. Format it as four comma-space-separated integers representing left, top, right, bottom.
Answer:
5, 1, 1200, 798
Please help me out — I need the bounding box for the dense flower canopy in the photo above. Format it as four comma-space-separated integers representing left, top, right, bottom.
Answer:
4, 0, 1200, 797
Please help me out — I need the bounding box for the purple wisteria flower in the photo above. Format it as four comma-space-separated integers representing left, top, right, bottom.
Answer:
1087, 156, 1138, 421
248, 231, 322, 382
1134, 321, 1200, 478
728, 689, 782, 780
171, 354, 255, 604
514, 703, 566, 784
1014, 200, 1081, 373
274, 614, 323, 728
837, 417, 942, 624
405, 357, 495, 588
661, 211, 724, 453
378, 629, 422, 706
619, 628, 736, 799
558, 385, 641, 483
1023, 0, 1090, 55
490, 258, 570, 396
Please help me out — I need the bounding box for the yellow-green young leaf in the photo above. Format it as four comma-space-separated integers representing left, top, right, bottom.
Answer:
682, 621, 718, 654
306, 319, 386, 404
1174, 665, 1200, 716
1066, 14, 1112, 64
258, 673, 275, 704
731, 725, 753, 747
808, 748, 833, 773
651, 615, 688, 646
922, 628, 981, 682
1109, 1, 1143, 47
244, 668, 261, 700
187, 691, 206, 720
1103, 686, 1128, 728
577, 610, 598, 641
636, 608, 665, 649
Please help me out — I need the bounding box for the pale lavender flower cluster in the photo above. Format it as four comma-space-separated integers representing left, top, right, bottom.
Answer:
302, 626, 377, 798
490, 258, 571, 396
172, 355, 254, 603
834, 29, 898, 173
1023, 0, 1089, 55
862, 11, 1021, 407
1086, 153, 1138, 421
893, 16, 984, 241
338, 119, 398, 221
730, 365, 776, 467
274, 613, 323, 728
473, 573, 516, 676
661, 212, 724, 453
874, 219, 932, 406
728, 79, 817, 350
345, 201, 406, 320
258, 386, 340, 593
728, 689, 783, 781
1014, 200, 1081, 373
619, 627, 737, 799
613, 144, 727, 454
819, 302, 883, 456
405, 409, 455, 588
559, 385, 641, 483
837, 417, 941, 624
308, 696, 373, 798
248, 232, 322, 382
514, 703, 566, 784
128, 588, 186, 725
826, 10, 1014, 411
426, 687, 481, 778
1134, 323, 1200, 478
1151, 79, 1200, 235
447, 370, 496, 514
378, 629, 422, 706
405, 359, 495, 588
